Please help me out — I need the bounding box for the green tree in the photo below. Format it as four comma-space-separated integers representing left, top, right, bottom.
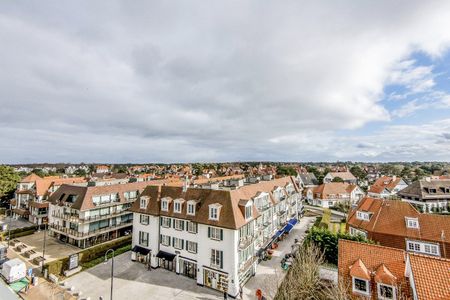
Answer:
350, 166, 367, 181
277, 166, 297, 176
331, 177, 344, 183
0, 166, 20, 205
74, 169, 87, 177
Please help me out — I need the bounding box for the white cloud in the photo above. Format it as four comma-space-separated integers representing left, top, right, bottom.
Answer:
1, 1, 450, 162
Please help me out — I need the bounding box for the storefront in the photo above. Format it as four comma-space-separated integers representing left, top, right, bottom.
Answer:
179, 258, 197, 279
156, 251, 176, 272
203, 267, 228, 292
131, 246, 150, 264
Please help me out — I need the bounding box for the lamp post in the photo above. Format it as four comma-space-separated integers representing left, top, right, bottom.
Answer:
41, 221, 47, 273
104, 249, 115, 300
7, 203, 12, 248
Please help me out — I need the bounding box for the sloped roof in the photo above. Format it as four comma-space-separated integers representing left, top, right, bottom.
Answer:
398, 179, 450, 200
20, 173, 42, 183
328, 171, 356, 181
131, 176, 298, 230
349, 259, 371, 280
374, 264, 397, 285
409, 254, 450, 300
313, 182, 353, 199
348, 197, 450, 244
368, 176, 404, 194
298, 173, 318, 186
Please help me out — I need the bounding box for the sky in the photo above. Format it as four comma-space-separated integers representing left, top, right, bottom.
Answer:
1, 1, 450, 164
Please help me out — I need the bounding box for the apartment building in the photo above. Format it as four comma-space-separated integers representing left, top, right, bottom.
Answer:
398, 178, 450, 213
323, 171, 357, 184
367, 176, 408, 199
306, 182, 364, 208
130, 176, 302, 298
11, 173, 87, 225
347, 197, 450, 258
339, 240, 450, 300
47, 181, 150, 248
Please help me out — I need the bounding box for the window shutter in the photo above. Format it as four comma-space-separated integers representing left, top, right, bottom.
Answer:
181, 239, 184, 250
208, 227, 211, 238
182, 221, 185, 231
160, 217, 162, 226
220, 229, 223, 240
169, 218, 172, 227
220, 251, 223, 269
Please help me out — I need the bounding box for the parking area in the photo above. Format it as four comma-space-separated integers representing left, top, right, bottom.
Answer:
64, 252, 223, 300
0, 216, 34, 230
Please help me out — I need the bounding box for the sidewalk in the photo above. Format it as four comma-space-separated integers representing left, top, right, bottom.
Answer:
242, 217, 316, 300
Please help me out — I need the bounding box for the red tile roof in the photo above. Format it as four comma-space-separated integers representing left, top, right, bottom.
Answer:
368, 176, 403, 194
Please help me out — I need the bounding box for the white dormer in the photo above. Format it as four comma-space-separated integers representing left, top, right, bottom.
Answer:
140, 196, 149, 209
173, 198, 185, 214
406, 217, 419, 229
356, 211, 371, 221
187, 200, 197, 216
239, 199, 253, 220
208, 203, 222, 221
161, 197, 171, 212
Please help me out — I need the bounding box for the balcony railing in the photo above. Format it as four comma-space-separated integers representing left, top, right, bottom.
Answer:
238, 236, 255, 250
51, 209, 131, 223
49, 220, 132, 239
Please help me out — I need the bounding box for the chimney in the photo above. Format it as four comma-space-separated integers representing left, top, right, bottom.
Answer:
392, 175, 396, 182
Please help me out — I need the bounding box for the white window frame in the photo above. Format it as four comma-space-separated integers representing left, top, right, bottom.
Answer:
174, 219, 184, 231
209, 207, 218, 220
356, 211, 370, 221
210, 227, 222, 240
174, 201, 182, 213
139, 214, 149, 225
187, 203, 196, 215
161, 200, 169, 212
139, 231, 149, 247
405, 217, 419, 229
161, 234, 170, 246
187, 221, 197, 234
161, 216, 171, 228
352, 277, 369, 296
186, 241, 198, 253
140, 198, 148, 209
406, 240, 440, 256
377, 283, 396, 300
349, 227, 367, 238
211, 249, 223, 269
173, 237, 183, 250
245, 205, 252, 220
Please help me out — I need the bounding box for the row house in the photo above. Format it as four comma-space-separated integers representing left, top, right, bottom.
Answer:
339, 240, 450, 300
398, 178, 450, 213
130, 177, 302, 298
347, 197, 450, 259
305, 182, 364, 208
47, 181, 150, 248
11, 173, 86, 225
367, 176, 408, 199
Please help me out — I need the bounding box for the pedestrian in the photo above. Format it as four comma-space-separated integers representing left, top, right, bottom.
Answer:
239, 286, 243, 299
223, 290, 228, 300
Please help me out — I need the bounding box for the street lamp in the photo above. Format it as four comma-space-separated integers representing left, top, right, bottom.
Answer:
41, 221, 47, 273
104, 249, 115, 300
7, 203, 12, 249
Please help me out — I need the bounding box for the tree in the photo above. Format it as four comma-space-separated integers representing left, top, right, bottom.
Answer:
31, 168, 45, 177
0, 166, 20, 205
349, 166, 366, 181
277, 166, 297, 176
331, 177, 344, 183
74, 169, 87, 177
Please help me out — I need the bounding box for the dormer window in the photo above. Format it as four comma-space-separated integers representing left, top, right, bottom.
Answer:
140, 197, 148, 209
356, 211, 371, 221
161, 199, 169, 211
245, 205, 252, 219
353, 277, 369, 295
187, 201, 196, 216
208, 203, 222, 221
428, 188, 437, 194
445, 188, 450, 194
406, 217, 419, 229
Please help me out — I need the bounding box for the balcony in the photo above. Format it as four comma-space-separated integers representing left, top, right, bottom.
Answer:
49, 220, 132, 239
277, 209, 287, 216
238, 236, 255, 250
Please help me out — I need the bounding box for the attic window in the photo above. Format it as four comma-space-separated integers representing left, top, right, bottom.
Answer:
445, 188, 450, 194
405, 217, 419, 229
59, 193, 66, 201
187, 201, 196, 216
174, 201, 182, 213
208, 204, 222, 221
356, 211, 371, 221
428, 188, 437, 194
161, 199, 169, 211
140, 197, 148, 209
66, 194, 77, 203
245, 205, 252, 220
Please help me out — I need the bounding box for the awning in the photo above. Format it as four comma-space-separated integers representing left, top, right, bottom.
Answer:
156, 250, 176, 261
284, 223, 294, 233
132, 245, 150, 255
274, 230, 284, 239
288, 218, 298, 226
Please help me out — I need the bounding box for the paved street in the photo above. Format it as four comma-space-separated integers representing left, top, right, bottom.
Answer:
243, 217, 316, 299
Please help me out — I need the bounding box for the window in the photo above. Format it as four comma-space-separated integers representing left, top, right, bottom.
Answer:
174, 202, 182, 213
140, 198, 148, 209
186, 241, 198, 253
173, 237, 184, 250
125, 190, 138, 200
160, 234, 170, 246
139, 231, 149, 247
209, 207, 218, 220
378, 284, 395, 300
245, 205, 252, 219
208, 227, 223, 241
349, 227, 367, 238
187, 203, 196, 215
356, 211, 370, 221
405, 217, 419, 229
174, 219, 185, 231
161, 216, 171, 228
140, 214, 149, 225
211, 249, 223, 269
161, 200, 169, 211
406, 240, 440, 256
92, 196, 100, 205
352, 277, 369, 295
429, 188, 437, 194
187, 221, 198, 234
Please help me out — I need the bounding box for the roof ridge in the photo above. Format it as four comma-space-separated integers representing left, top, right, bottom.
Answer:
371, 198, 384, 231
340, 239, 406, 253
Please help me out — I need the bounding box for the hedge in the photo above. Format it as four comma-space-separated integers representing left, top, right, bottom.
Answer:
45, 236, 132, 276
304, 226, 373, 265
0, 224, 42, 240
